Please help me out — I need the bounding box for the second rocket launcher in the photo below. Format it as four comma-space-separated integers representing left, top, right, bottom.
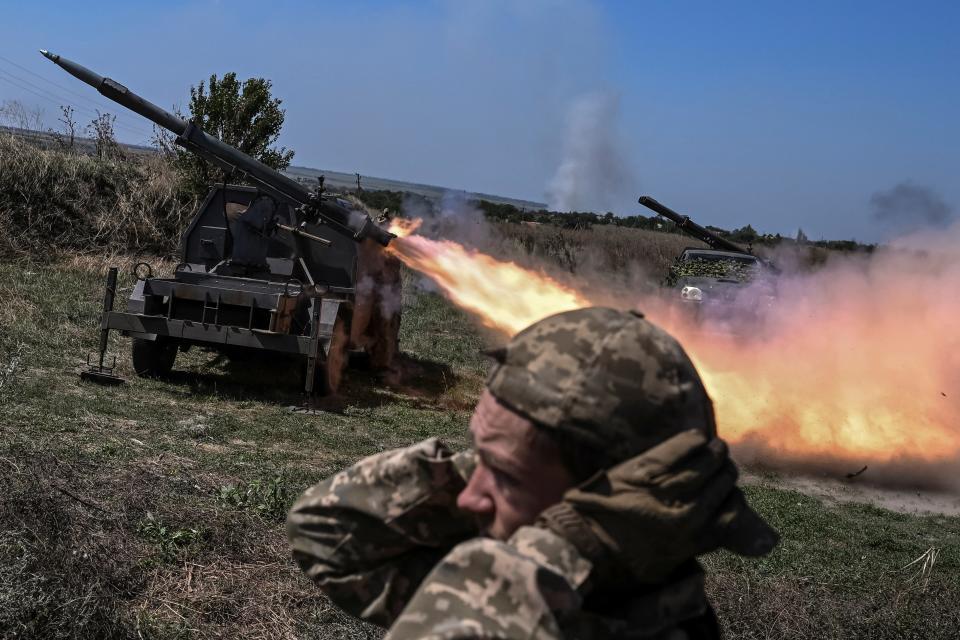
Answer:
40, 49, 394, 247
638, 195, 751, 255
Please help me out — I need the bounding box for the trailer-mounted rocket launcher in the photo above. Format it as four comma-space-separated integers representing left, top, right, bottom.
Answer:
43, 50, 398, 395
40, 49, 393, 247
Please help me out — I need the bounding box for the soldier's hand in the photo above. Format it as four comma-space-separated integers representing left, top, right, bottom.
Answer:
536, 429, 778, 586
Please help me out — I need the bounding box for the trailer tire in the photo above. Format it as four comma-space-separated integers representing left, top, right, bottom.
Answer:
131, 337, 178, 378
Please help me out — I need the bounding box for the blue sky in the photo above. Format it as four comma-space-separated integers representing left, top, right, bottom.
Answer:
2, 0, 957, 242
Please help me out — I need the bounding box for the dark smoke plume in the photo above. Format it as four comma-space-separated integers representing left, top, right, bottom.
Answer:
870, 181, 954, 234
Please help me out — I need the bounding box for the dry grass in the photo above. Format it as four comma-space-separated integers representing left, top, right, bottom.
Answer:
0, 133, 196, 259
486, 221, 838, 291
493, 222, 704, 282
0, 439, 376, 639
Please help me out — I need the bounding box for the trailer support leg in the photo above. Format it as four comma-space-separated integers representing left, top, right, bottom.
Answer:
304, 299, 321, 395
81, 267, 125, 385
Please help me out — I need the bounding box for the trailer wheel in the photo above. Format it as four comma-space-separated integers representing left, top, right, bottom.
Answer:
131, 337, 178, 378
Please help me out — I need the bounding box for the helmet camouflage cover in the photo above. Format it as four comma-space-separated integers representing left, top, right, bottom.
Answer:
486, 307, 716, 468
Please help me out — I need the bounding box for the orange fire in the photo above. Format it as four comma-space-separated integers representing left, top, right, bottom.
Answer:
387, 220, 960, 481
663, 244, 960, 472
387, 219, 588, 334
388, 217, 423, 239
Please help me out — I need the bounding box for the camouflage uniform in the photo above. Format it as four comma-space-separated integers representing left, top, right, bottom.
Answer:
289, 308, 778, 638
288, 438, 719, 638
289, 439, 474, 627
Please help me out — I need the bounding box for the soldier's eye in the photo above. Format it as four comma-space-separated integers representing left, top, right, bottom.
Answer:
491, 467, 521, 490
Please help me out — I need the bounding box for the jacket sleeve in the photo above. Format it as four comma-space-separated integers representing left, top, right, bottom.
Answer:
384, 527, 593, 640
287, 438, 478, 627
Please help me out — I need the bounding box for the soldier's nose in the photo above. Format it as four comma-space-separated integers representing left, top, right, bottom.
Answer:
457, 470, 495, 516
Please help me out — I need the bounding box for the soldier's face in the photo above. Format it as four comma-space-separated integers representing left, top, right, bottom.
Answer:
457, 390, 575, 540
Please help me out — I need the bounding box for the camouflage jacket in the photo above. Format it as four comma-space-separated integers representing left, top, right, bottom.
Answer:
288, 438, 719, 639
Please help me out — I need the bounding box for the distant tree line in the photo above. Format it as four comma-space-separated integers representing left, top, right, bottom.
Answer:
353, 189, 875, 253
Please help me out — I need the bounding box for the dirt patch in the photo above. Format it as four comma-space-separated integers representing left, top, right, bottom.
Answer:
744, 470, 960, 516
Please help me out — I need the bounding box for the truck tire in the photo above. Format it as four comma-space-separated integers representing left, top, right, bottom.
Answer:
131, 337, 178, 378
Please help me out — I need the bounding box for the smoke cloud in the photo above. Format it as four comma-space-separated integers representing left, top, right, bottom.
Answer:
870, 181, 954, 235
546, 91, 633, 213
390, 198, 960, 490
641, 230, 960, 491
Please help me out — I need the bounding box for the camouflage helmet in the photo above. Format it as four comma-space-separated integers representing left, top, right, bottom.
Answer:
486, 307, 715, 476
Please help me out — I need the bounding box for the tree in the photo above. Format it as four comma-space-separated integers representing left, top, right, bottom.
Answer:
170, 72, 294, 196
0, 100, 44, 131
87, 110, 122, 160
729, 224, 758, 244
52, 105, 77, 150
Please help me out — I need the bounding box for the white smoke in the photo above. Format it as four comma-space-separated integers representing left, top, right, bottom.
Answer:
546, 91, 632, 213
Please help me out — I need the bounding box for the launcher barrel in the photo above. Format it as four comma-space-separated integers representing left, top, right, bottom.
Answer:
638, 195, 749, 255
40, 50, 393, 246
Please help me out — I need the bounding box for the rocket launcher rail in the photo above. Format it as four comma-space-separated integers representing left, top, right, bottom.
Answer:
638, 195, 751, 255
40, 49, 393, 247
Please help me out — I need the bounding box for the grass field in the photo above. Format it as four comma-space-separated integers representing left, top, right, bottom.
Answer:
1, 256, 959, 639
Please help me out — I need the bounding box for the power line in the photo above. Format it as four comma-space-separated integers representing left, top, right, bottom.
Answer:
0, 72, 73, 117
0, 53, 115, 108
0, 71, 150, 139
0, 66, 149, 138
0, 59, 153, 137
0, 70, 153, 140
0, 53, 156, 132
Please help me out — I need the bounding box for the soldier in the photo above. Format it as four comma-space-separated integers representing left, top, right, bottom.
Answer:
288, 307, 778, 639
350, 235, 402, 371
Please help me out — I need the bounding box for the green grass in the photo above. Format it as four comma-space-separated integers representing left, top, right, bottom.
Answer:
0, 258, 958, 639
0, 259, 479, 639
704, 484, 960, 638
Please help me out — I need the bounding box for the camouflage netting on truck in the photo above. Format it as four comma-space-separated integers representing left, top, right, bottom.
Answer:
664, 257, 758, 287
